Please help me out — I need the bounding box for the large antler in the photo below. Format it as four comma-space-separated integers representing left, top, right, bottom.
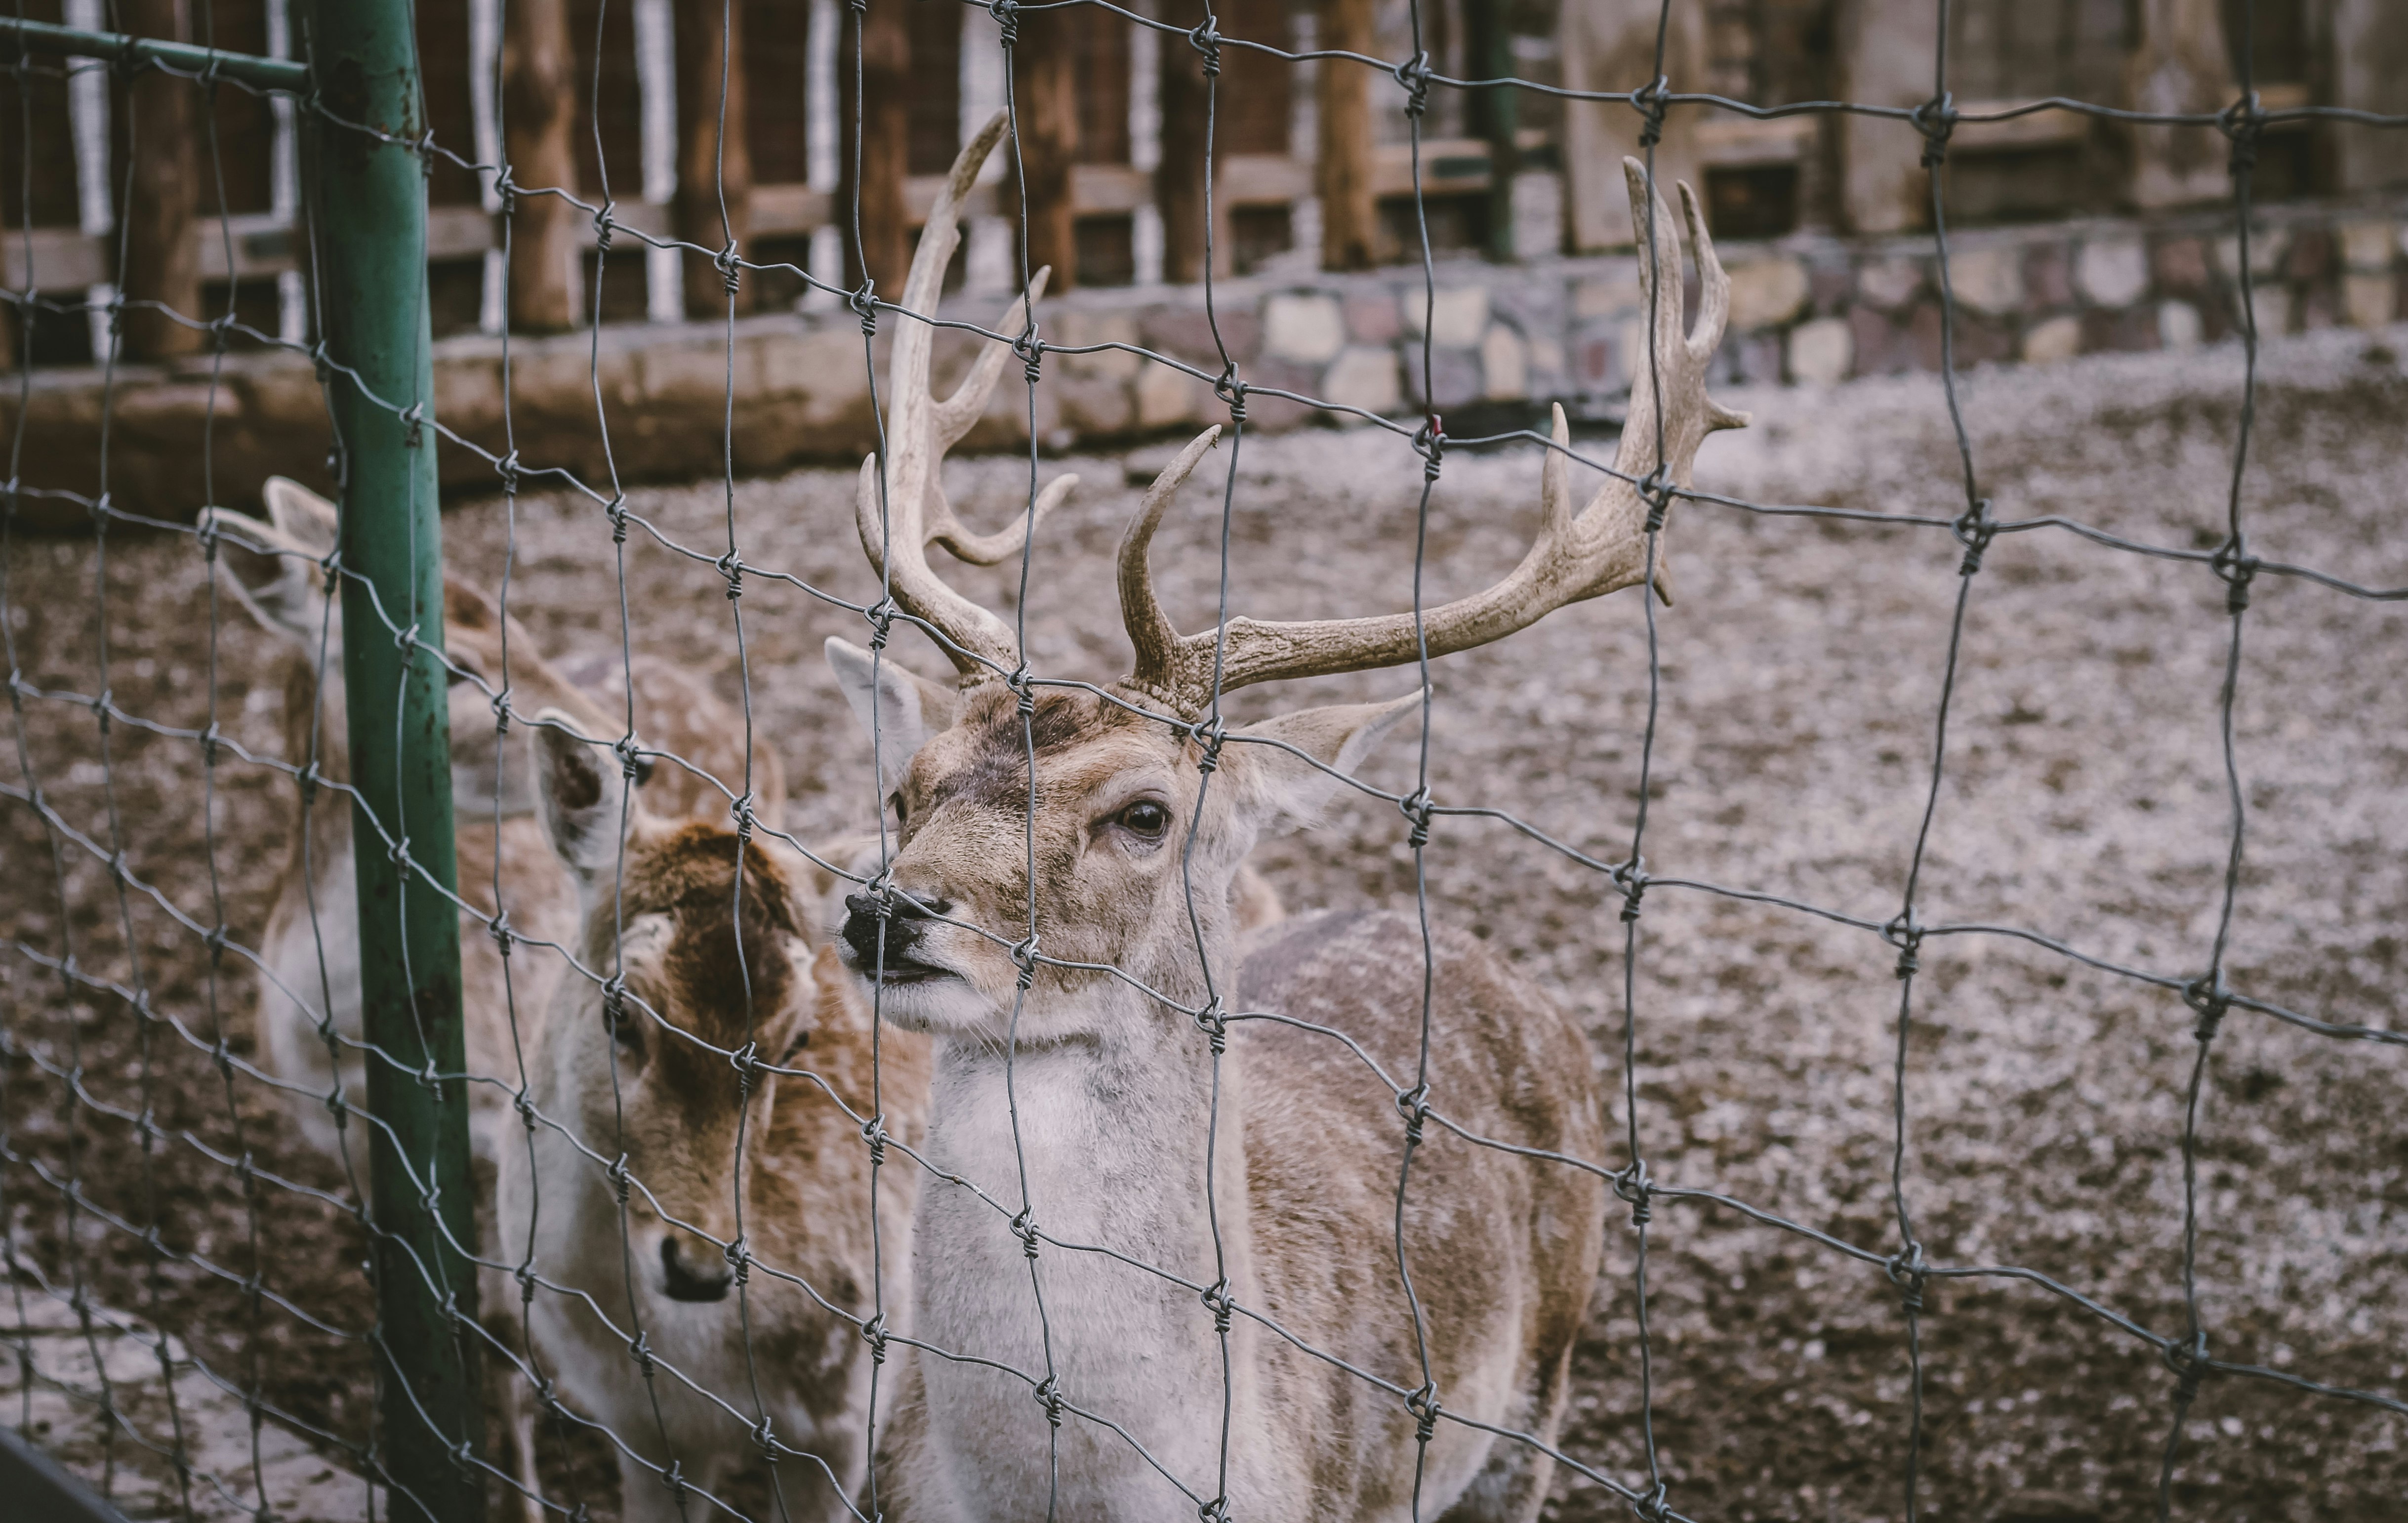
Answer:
1119, 159, 1747, 717
854, 109, 1077, 683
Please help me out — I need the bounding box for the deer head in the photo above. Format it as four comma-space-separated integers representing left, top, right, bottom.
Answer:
824, 154, 1743, 1045
530, 709, 825, 1304
205, 479, 651, 820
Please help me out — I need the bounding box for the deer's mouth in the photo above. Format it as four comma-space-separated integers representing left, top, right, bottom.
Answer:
867, 952, 954, 986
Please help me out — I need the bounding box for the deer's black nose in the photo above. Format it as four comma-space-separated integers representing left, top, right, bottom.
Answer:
842, 889, 950, 972
659, 1235, 732, 1304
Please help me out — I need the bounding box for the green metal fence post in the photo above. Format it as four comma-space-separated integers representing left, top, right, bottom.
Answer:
303, 5, 484, 1520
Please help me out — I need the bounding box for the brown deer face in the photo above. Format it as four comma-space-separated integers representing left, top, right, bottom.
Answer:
828, 660, 1416, 1047
532, 714, 816, 1303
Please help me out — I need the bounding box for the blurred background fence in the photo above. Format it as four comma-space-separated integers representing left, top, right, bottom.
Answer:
0, 0, 2404, 524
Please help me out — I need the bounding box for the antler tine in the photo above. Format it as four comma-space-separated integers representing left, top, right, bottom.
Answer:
1118, 427, 1224, 707
1112, 168, 1746, 718
854, 109, 1076, 683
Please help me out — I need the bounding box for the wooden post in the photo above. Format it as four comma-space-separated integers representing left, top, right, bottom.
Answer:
1156, 0, 1210, 283
1465, 0, 1517, 260
502, 0, 583, 331
118, 0, 204, 360
840, 0, 911, 295
2331, 0, 2408, 193
1013, 6, 1080, 292
2123, 0, 2235, 208
676, 0, 755, 316
1560, 0, 1710, 248
1832, 0, 1938, 236
1315, 0, 1375, 271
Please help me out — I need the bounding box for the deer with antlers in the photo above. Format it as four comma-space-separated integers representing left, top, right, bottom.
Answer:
820, 114, 1741, 1521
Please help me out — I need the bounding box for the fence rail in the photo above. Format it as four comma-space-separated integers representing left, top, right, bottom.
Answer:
1, 1, 2405, 1521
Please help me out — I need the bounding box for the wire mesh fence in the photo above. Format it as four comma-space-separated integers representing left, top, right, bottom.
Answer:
1, 2, 2405, 1521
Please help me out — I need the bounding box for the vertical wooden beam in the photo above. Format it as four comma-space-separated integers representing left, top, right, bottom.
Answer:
1014, 6, 1080, 291
1832, 0, 1937, 237
676, 0, 756, 316
2330, 0, 2408, 192
1561, 0, 1710, 248
1465, 0, 1517, 260
2124, 0, 2236, 208
840, 0, 911, 295
118, 0, 204, 360
1156, 0, 1210, 283
1315, 0, 1375, 271
502, 0, 583, 330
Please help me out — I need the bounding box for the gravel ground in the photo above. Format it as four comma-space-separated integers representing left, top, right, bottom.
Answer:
4, 324, 2406, 1521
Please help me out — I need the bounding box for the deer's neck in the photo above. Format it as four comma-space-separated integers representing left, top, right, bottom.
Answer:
910, 932, 1269, 1508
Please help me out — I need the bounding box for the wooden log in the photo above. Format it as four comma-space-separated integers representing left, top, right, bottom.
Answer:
1561, 0, 1711, 247
1315, 0, 1376, 270
839, 0, 912, 295
1013, 5, 1081, 292
2123, 0, 2236, 208
677, 0, 756, 316
1464, 0, 1518, 260
1156, 0, 1211, 282
118, 0, 204, 360
503, 0, 585, 330
1832, 0, 1937, 236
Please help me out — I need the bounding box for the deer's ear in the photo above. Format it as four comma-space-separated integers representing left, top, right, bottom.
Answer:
262, 477, 340, 550
1235, 691, 1423, 836
825, 638, 958, 798
203, 491, 340, 650
531, 709, 634, 877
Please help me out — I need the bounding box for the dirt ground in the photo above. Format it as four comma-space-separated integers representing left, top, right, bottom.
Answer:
4, 324, 2405, 1521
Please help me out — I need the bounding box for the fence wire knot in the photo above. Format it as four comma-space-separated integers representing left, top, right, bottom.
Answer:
606, 492, 630, 544
1187, 18, 1221, 77
1615, 1158, 1654, 1227
1188, 712, 1228, 774
1198, 1498, 1231, 1523
1011, 1206, 1041, 1260
2210, 536, 2259, 614
716, 548, 746, 601
1214, 363, 1247, 422
1200, 1277, 1234, 1333
860, 1113, 889, 1164
1883, 912, 1923, 980
1394, 1082, 1430, 1145
1403, 1382, 1441, 1442
1009, 933, 1042, 991
1414, 415, 1445, 481
2218, 91, 2266, 174
1630, 74, 1670, 149
724, 1234, 752, 1285
494, 449, 522, 495
2163, 1331, 2210, 1403
989, 0, 1021, 49
490, 165, 518, 217
613, 731, 647, 781
1638, 465, 1674, 534
1194, 995, 1228, 1054
1912, 91, 1959, 168
398, 402, 424, 451
1886, 1241, 1929, 1315
1005, 664, 1038, 718
1399, 787, 1434, 849
2183, 975, 2231, 1043
1031, 1373, 1064, 1428
1013, 328, 1043, 385
860, 1312, 889, 1363
1953, 497, 1997, 576
1619, 865, 1649, 924
714, 240, 743, 296
849, 279, 878, 335
592, 200, 616, 255
1394, 50, 1432, 119
1631, 1480, 1674, 1523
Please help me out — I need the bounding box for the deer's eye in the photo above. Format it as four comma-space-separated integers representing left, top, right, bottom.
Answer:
1115, 800, 1171, 840
890, 791, 910, 830
610, 1011, 646, 1061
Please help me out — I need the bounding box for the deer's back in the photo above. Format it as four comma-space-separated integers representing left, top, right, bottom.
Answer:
1233, 909, 1606, 1513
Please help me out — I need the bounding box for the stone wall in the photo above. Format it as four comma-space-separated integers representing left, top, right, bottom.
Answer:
11, 195, 2405, 528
